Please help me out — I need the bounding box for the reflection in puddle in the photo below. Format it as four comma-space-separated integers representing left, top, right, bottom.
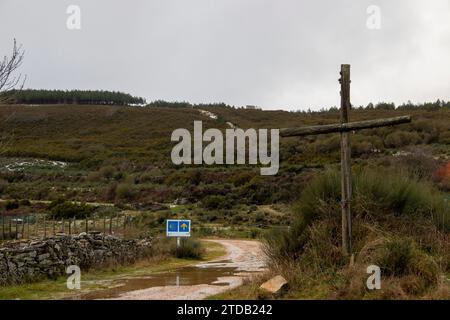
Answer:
74, 266, 238, 300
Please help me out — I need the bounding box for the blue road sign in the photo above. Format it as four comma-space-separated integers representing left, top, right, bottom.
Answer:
166, 219, 191, 237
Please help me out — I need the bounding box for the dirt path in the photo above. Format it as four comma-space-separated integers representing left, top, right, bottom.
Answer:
112, 239, 266, 300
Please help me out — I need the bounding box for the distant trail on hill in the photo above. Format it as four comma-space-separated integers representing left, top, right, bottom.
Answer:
197, 109, 236, 128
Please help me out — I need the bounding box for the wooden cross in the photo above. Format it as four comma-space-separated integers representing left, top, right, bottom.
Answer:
280, 64, 412, 256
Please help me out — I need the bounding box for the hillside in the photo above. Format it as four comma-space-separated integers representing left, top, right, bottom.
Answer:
0, 104, 449, 206
0, 103, 449, 300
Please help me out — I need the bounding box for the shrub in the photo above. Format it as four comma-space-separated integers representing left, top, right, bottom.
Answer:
227, 171, 255, 186
264, 169, 450, 265
314, 135, 341, 154
394, 149, 438, 180
115, 183, 135, 200
372, 237, 441, 294
171, 238, 204, 259
377, 238, 416, 276
5, 200, 19, 210
384, 131, 421, 148
254, 211, 265, 223
104, 183, 117, 201
0, 179, 8, 194
99, 165, 115, 179
48, 199, 94, 219
202, 195, 232, 210
19, 199, 31, 206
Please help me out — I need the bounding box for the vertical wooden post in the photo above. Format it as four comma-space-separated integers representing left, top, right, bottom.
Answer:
1, 212, 5, 240
109, 215, 112, 234
43, 215, 47, 238
34, 215, 38, 238
15, 217, 18, 239
85, 216, 88, 233
9, 217, 12, 239
21, 217, 25, 239
339, 64, 352, 256
52, 219, 56, 236
103, 216, 106, 234
93, 214, 96, 231
73, 217, 76, 235
61, 218, 65, 234
68, 219, 71, 235
27, 216, 30, 239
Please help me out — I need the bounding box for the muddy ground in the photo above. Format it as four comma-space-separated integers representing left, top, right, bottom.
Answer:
104, 239, 267, 300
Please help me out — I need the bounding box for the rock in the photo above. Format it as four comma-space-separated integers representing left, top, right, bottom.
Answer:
38, 253, 50, 261
259, 275, 288, 295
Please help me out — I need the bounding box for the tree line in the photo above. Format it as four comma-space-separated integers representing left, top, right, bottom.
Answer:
2, 89, 146, 105
145, 99, 450, 113
306, 100, 450, 114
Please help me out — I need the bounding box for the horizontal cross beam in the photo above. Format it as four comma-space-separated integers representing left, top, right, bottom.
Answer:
280, 115, 411, 137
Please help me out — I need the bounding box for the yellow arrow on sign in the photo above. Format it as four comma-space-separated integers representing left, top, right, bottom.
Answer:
181, 223, 187, 230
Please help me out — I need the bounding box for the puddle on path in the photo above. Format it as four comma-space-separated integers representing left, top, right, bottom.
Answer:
72, 264, 238, 300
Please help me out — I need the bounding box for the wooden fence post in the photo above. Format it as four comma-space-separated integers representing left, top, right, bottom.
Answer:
43, 215, 47, 238
109, 216, 112, 234
340, 64, 352, 256
85, 216, 88, 233
22, 216, 26, 239
73, 217, 76, 235
1, 212, 5, 240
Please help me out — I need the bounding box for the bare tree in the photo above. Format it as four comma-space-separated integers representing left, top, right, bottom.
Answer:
1, 39, 25, 155
0, 39, 26, 104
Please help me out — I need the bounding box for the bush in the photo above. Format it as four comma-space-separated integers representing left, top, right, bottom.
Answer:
202, 195, 232, 210
5, 200, 19, 210
227, 171, 256, 186
262, 168, 450, 299
394, 149, 438, 180
99, 165, 115, 179
171, 238, 204, 259
19, 199, 31, 206
314, 135, 341, 154
264, 169, 450, 265
384, 131, 421, 148
370, 237, 440, 294
115, 183, 135, 200
0, 179, 8, 195
48, 199, 94, 219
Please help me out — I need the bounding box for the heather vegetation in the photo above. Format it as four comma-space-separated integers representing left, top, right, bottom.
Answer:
0, 102, 449, 299
0, 103, 448, 207
261, 169, 450, 299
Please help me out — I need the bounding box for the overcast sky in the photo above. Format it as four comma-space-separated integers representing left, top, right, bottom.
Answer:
0, 0, 449, 110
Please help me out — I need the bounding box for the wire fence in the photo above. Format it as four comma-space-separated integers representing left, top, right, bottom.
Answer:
0, 213, 138, 241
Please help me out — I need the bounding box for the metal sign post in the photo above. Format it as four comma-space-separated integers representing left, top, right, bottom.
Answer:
167, 220, 191, 249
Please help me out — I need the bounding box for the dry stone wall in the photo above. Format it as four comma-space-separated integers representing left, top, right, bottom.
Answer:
0, 232, 152, 286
